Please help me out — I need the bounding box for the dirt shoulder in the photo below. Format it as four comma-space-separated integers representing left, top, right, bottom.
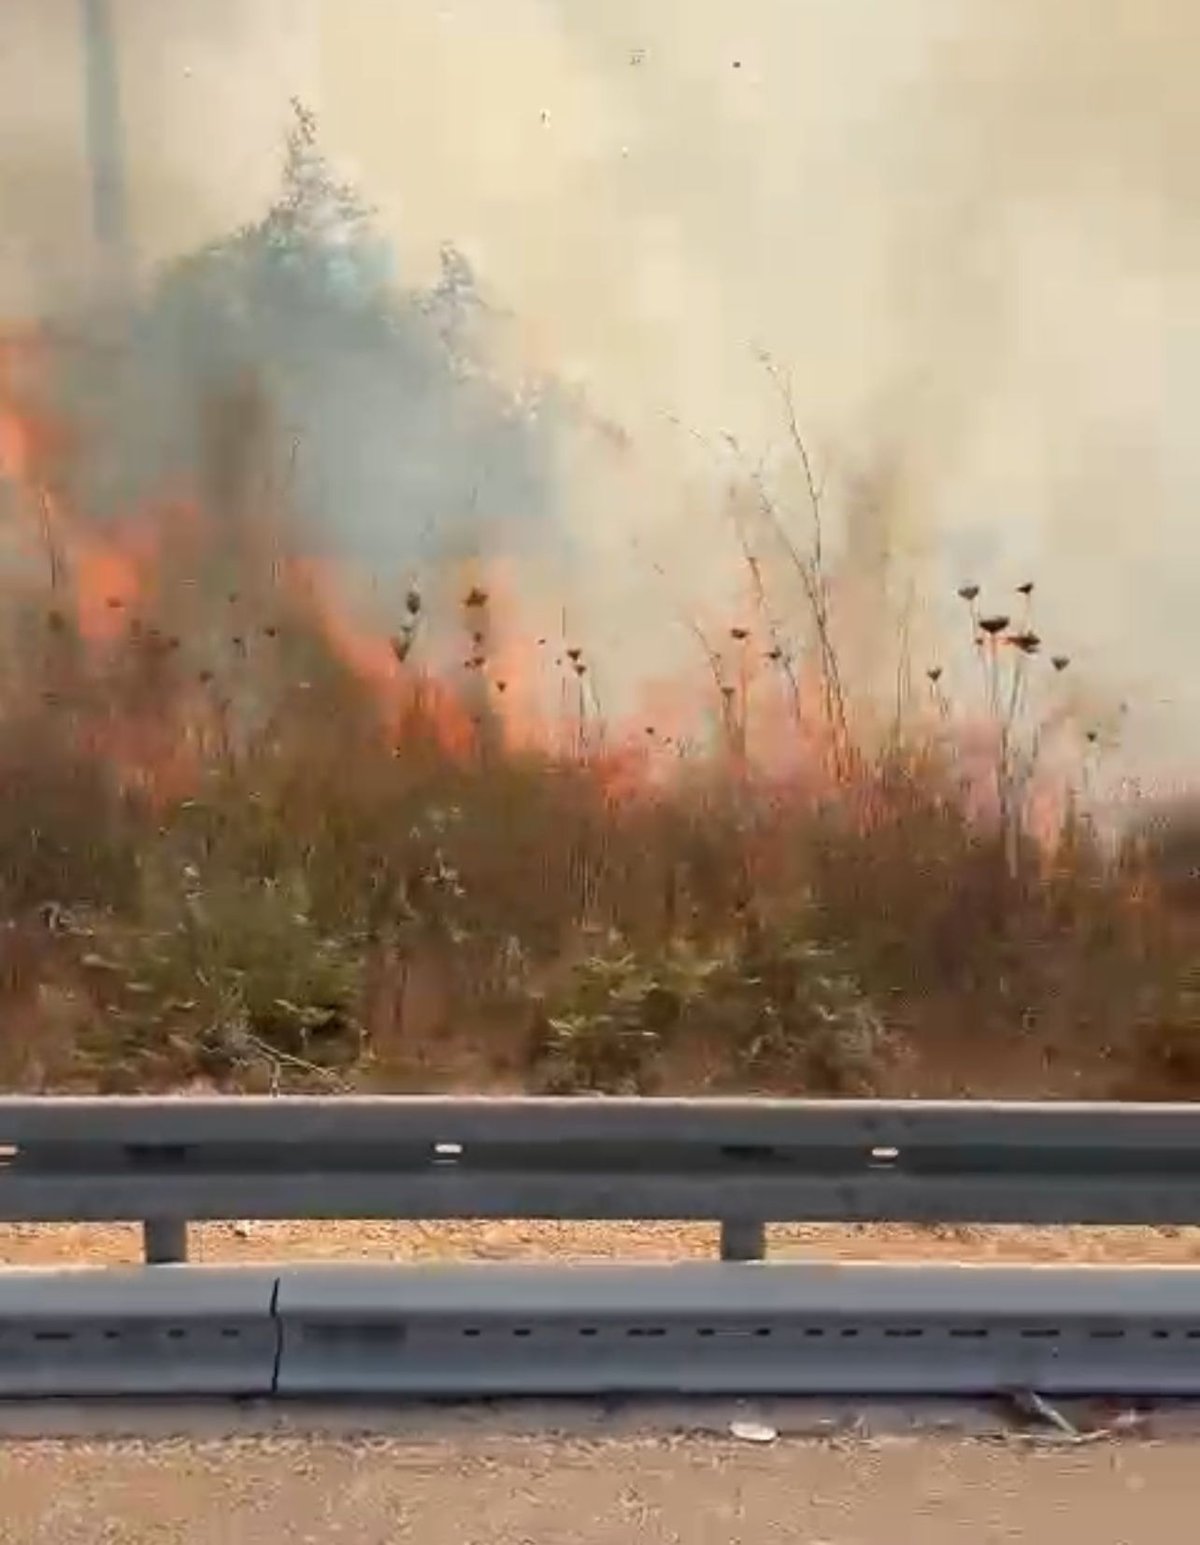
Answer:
3, 1217, 1200, 1267
0, 1431, 1192, 1545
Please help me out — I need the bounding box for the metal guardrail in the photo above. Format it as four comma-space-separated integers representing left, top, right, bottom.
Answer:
4, 1095, 1200, 1264
4, 1096, 1200, 1401
273, 1261, 1200, 1398
6, 1261, 1200, 1398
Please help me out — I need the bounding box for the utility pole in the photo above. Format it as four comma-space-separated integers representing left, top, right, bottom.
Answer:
79, 0, 133, 304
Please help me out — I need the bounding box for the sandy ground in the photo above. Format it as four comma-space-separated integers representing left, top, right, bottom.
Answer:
3, 1217, 1200, 1267
0, 1431, 1190, 1544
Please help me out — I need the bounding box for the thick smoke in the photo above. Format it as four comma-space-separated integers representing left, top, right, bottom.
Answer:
61, 105, 557, 590
2, 0, 1199, 779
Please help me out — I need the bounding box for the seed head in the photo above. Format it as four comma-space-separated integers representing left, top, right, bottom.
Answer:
926, 665, 943, 683
1008, 630, 1041, 654
957, 584, 980, 603
1051, 654, 1070, 672
1016, 580, 1035, 597
730, 626, 749, 641
405, 587, 422, 617
978, 614, 1009, 636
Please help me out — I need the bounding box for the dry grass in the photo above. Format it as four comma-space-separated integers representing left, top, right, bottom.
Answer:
0, 511, 1190, 1102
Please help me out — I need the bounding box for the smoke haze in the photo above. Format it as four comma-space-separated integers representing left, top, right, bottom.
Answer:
2, 0, 1198, 780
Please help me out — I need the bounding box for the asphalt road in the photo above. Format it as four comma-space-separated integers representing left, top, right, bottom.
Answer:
0, 1432, 1188, 1544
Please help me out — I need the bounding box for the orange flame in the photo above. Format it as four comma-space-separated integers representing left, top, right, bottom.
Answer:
286, 555, 488, 761
0, 317, 1083, 849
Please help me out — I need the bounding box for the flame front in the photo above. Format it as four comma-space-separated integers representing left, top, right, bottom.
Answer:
0, 321, 1084, 858
0, 326, 682, 808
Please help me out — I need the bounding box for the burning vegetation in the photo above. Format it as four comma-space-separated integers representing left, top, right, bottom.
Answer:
0, 317, 1196, 1103
0, 111, 1194, 1101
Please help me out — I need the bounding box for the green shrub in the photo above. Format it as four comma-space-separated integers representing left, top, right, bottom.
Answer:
75, 865, 365, 1088
529, 921, 887, 1095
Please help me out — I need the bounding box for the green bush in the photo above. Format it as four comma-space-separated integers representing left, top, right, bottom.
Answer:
529, 921, 887, 1095
75, 865, 365, 1089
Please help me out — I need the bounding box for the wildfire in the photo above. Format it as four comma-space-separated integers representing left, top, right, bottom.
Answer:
0, 329, 60, 484
0, 320, 1089, 854
0, 322, 670, 799
286, 554, 483, 761
72, 525, 158, 643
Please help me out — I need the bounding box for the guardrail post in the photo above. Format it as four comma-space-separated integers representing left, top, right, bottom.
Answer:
719, 1219, 765, 1261
143, 1218, 188, 1264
